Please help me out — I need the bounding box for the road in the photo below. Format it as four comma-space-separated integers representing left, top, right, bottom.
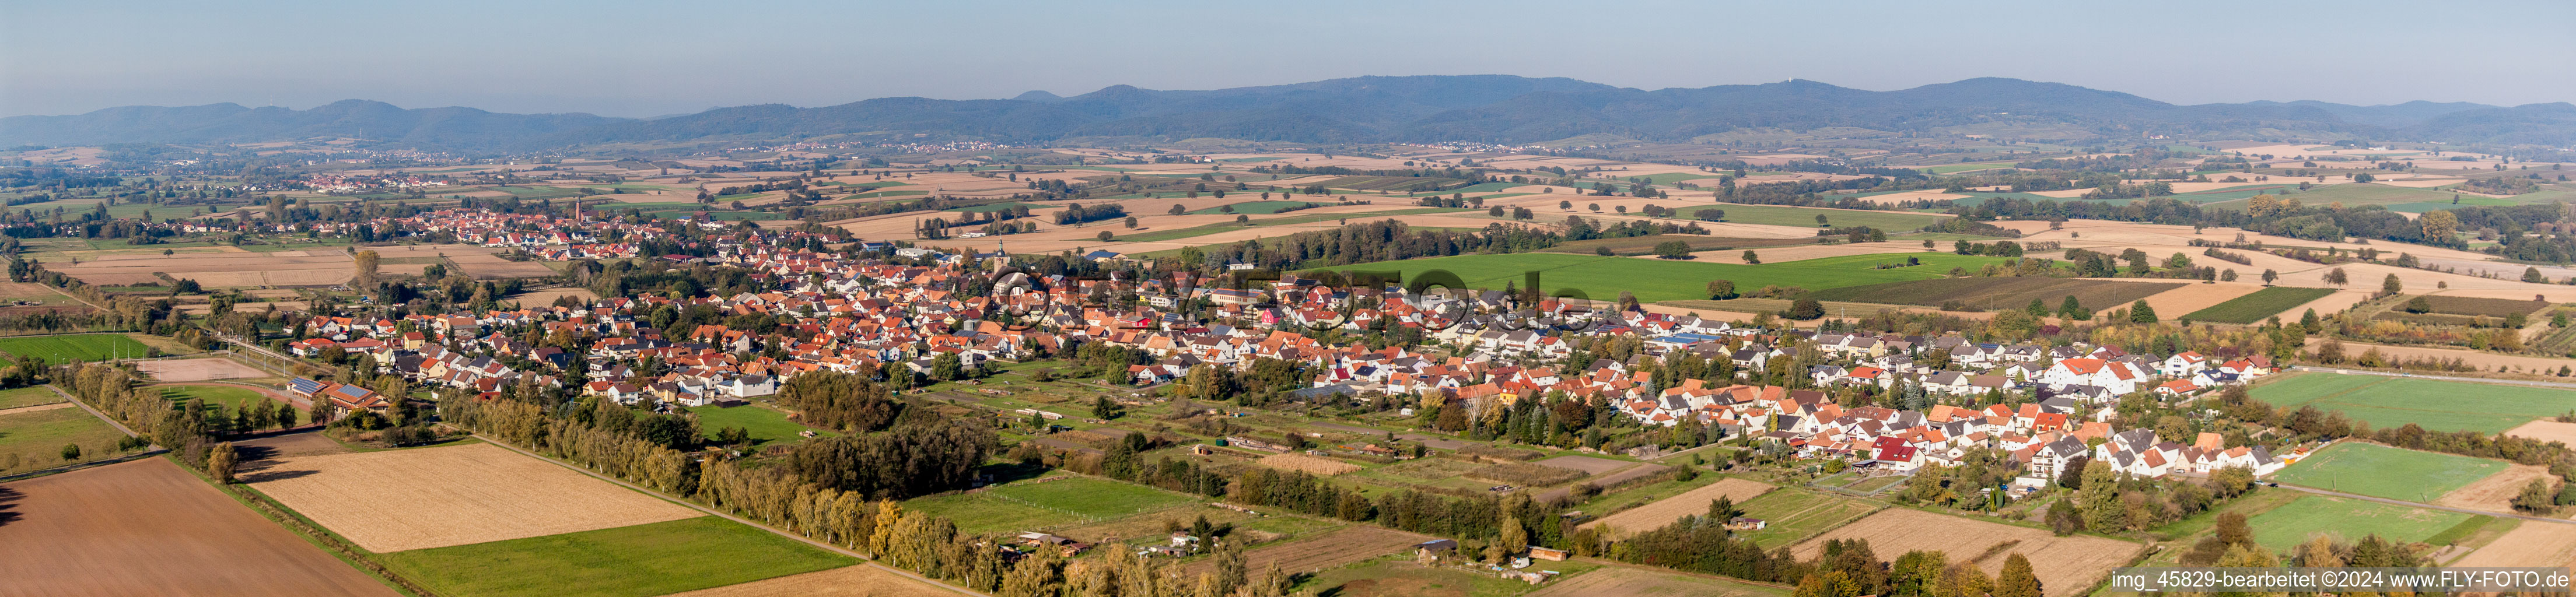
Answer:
457, 429, 986, 597
2270, 480, 2576, 526
2288, 365, 2576, 390
47, 384, 150, 445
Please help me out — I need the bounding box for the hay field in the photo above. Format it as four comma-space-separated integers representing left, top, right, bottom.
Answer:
658, 565, 961, 597
246, 443, 702, 552
1794, 508, 2143, 596
1259, 452, 1359, 475
1581, 477, 1776, 538
0, 458, 400, 596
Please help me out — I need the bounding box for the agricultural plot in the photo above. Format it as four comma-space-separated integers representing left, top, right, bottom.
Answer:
2245, 496, 2474, 551
2181, 286, 2337, 324
0, 458, 401, 597
378, 516, 854, 597
1335, 252, 2017, 304
0, 333, 155, 364
0, 384, 62, 409
1733, 488, 1878, 547
138, 357, 271, 381
1191, 201, 1321, 215
1258, 452, 1359, 475
2272, 442, 2509, 501
2454, 521, 2576, 569
1795, 508, 2144, 596
244, 443, 704, 552
1184, 525, 1427, 578
2252, 373, 2571, 434
1542, 234, 1814, 256
452, 252, 565, 279
901, 476, 1198, 536
687, 403, 834, 448
47, 248, 426, 287
657, 565, 958, 597
1581, 477, 1776, 538
1525, 566, 1788, 597
1698, 204, 1952, 230
0, 401, 136, 475
1807, 277, 2182, 311
2396, 295, 2556, 320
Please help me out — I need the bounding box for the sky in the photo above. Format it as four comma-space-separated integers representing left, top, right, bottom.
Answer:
4, 0, 2572, 118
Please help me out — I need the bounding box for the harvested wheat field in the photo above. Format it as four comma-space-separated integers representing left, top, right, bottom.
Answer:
2436, 463, 2553, 512
2505, 420, 2576, 445
246, 442, 701, 552
1582, 477, 1777, 538
451, 253, 560, 279
0, 458, 400, 596
654, 564, 963, 597
1258, 452, 1359, 475
1794, 508, 2143, 596
50, 250, 421, 288
2453, 521, 2576, 568
1526, 566, 1787, 597
1185, 525, 1427, 577
138, 357, 270, 381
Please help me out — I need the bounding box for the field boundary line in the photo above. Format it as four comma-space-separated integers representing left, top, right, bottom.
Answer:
452, 428, 988, 597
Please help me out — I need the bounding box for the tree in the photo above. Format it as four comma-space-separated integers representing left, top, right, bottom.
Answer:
2514, 479, 2559, 514
929, 352, 964, 382
2025, 298, 2049, 318
1654, 240, 1692, 259
2127, 300, 2158, 324
2260, 269, 2278, 286
2403, 296, 2433, 314
208, 441, 239, 483
1091, 395, 1124, 420
1168, 203, 1186, 215
1742, 250, 1760, 264
2420, 209, 2459, 241
1123, 216, 1139, 229
1097, 230, 1113, 242
1706, 279, 1738, 300
1995, 554, 2041, 597
351, 250, 381, 293
2323, 267, 2349, 287
2077, 460, 2126, 532
2058, 296, 2087, 320
1814, 214, 1829, 226
2381, 273, 2403, 296
1788, 298, 1825, 320
59, 443, 80, 461
2526, 267, 2547, 283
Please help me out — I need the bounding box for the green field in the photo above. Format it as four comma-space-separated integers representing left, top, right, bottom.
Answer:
1920, 161, 2022, 174
902, 476, 1198, 535
1189, 201, 1319, 215
0, 404, 131, 475
2273, 442, 2508, 501
155, 385, 280, 412
2181, 286, 2337, 324
686, 404, 834, 448
0, 385, 63, 409
1304, 557, 1599, 596
946, 202, 1049, 213
1331, 252, 2027, 303
0, 334, 158, 364
2251, 373, 2570, 434
377, 517, 853, 597
1807, 276, 2170, 311
1697, 204, 1952, 230
2246, 496, 2473, 551
1733, 488, 1877, 547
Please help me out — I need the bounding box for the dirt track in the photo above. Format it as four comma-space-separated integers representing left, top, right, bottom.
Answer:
0, 458, 399, 596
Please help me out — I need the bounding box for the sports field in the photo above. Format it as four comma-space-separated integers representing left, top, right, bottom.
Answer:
2273, 442, 2510, 501
2246, 496, 2474, 551
2181, 286, 2337, 324
2252, 372, 2570, 434
900, 476, 1198, 535
156, 384, 281, 412
377, 516, 854, 597
1334, 252, 2024, 303
0, 333, 156, 364
687, 404, 835, 448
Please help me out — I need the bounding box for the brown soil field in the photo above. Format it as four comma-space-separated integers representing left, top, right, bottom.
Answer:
1581, 477, 1777, 538
654, 564, 962, 597
2303, 339, 2576, 373
139, 357, 270, 382
2453, 522, 2576, 568
514, 287, 600, 306
1184, 525, 1428, 577
1794, 508, 2143, 596
246, 443, 702, 552
2505, 420, 2576, 445
0, 458, 401, 596
2435, 463, 2552, 512
450, 254, 561, 279
2141, 282, 2267, 321
1525, 566, 1787, 597
1259, 453, 1360, 475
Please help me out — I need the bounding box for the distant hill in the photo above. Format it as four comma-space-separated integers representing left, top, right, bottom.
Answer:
4, 76, 2567, 152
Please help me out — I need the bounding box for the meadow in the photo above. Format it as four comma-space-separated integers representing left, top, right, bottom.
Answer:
1732, 487, 1878, 547
1332, 252, 2024, 303
2180, 286, 2336, 324
901, 476, 1198, 535
0, 385, 63, 409
377, 517, 853, 597
2245, 496, 2476, 551
2252, 373, 2570, 434
2273, 442, 2508, 501
0, 333, 157, 364
687, 403, 834, 448
0, 405, 133, 475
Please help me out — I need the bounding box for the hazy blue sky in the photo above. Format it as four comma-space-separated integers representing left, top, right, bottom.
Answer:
5, 0, 2571, 118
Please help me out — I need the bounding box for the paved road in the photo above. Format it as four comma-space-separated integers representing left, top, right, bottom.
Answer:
458, 429, 985, 597
2288, 365, 2576, 390
2272, 481, 2576, 525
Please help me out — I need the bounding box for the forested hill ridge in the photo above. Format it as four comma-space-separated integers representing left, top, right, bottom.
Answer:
6, 75, 2568, 151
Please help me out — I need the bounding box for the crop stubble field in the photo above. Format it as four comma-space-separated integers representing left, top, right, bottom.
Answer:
245, 443, 703, 552
0, 458, 401, 596
1581, 477, 1776, 538
1794, 508, 2143, 596
1258, 452, 1360, 475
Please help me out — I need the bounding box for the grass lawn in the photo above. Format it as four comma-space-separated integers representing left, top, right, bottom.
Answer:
2245, 496, 2472, 552
2252, 372, 2570, 434
0, 404, 132, 475
2273, 442, 2508, 501
1696, 204, 1952, 230
1329, 252, 2023, 303
155, 385, 281, 413
0, 333, 158, 365
0, 385, 63, 409
687, 403, 834, 448
902, 476, 1199, 535
2181, 286, 2337, 324
1734, 488, 1877, 547
377, 516, 853, 597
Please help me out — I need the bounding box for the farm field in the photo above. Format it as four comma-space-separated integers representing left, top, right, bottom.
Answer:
0, 333, 156, 364
687, 403, 834, 448
0, 384, 62, 409
2252, 373, 2571, 434
378, 516, 854, 597
45, 246, 435, 287
1184, 525, 1428, 578
1305, 558, 1598, 597
2454, 520, 2576, 569
1806, 277, 2182, 311
1259, 452, 1360, 475
0, 458, 402, 597
2272, 442, 2510, 501
1699, 203, 1952, 230
2413, 294, 2556, 318
244, 443, 704, 552
1524, 566, 1788, 597
1541, 233, 1817, 256
901, 475, 1198, 536
1334, 252, 2022, 304
657, 564, 959, 597
1580, 477, 1775, 538
1192, 200, 1321, 215
2245, 496, 2475, 551
1732, 488, 1879, 547
1794, 508, 2143, 596
2181, 286, 2337, 324
0, 402, 135, 475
